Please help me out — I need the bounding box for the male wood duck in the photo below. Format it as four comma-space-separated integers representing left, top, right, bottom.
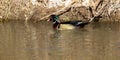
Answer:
47, 15, 89, 30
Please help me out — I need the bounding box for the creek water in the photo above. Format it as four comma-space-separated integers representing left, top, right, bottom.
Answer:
0, 21, 120, 60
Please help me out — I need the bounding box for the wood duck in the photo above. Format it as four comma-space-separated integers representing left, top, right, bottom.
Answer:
47, 15, 89, 30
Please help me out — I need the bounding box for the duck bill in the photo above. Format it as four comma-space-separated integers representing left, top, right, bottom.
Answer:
47, 19, 50, 22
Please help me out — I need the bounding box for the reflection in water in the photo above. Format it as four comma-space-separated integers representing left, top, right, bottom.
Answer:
0, 21, 120, 60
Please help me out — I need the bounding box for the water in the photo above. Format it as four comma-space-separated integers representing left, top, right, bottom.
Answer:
0, 21, 120, 60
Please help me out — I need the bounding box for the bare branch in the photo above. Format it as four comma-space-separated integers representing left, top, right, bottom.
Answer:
89, 0, 110, 22
34, 2, 76, 22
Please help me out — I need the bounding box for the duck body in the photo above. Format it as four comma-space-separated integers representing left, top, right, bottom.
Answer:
58, 24, 75, 30
60, 21, 89, 27
48, 15, 89, 30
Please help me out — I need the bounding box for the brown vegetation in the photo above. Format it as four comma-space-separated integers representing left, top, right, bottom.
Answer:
0, 0, 120, 22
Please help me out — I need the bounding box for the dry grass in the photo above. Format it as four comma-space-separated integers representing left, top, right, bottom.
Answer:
0, 0, 120, 22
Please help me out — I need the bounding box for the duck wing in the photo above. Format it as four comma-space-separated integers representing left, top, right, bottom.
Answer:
60, 21, 89, 27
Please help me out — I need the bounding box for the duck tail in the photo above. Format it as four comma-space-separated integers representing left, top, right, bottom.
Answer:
80, 22, 89, 28
82, 22, 89, 25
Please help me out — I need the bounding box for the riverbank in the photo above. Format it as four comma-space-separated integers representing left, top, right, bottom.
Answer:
0, 0, 120, 22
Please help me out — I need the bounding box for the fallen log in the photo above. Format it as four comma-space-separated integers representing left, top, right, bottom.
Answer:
34, 2, 76, 22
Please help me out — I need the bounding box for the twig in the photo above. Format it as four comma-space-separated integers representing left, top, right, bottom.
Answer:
89, 1, 109, 22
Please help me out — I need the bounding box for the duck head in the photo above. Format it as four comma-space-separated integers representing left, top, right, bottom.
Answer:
48, 15, 60, 29
47, 15, 60, 23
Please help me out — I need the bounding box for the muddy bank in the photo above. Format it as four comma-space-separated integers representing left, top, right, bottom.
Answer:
0, 0, 120, 22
